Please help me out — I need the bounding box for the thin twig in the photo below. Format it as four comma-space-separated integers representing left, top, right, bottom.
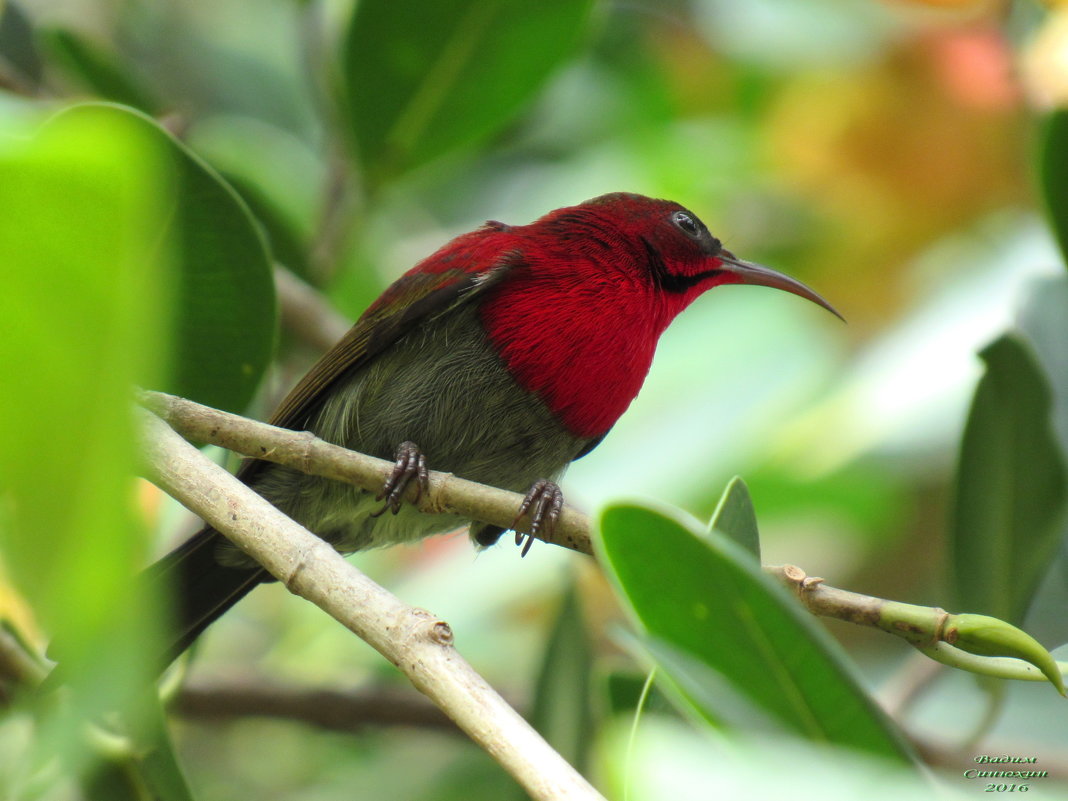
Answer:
139, 408, 605, 801
174, 681, 459, 734
769, 566, 1067, 687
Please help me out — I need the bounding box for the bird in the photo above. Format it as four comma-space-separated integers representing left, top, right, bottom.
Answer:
146, 191, 841, 667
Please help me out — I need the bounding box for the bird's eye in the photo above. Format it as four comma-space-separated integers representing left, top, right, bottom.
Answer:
672, 210, 702, 238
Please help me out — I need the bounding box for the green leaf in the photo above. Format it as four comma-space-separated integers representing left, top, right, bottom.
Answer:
341, 0, 596, 185
1016, 274, 1068, 642
0, 100, 168, 778
1017, 273, 1068, 469
603, 669, 673, 717
529, 583, 595, 773
46, 103, 277, 414
1038, 109, 1068, 265
950, 334, 1068, 625
79, 694, 195, 801
596, 503, 914, 763
708, 476, 761, 559
0, 1, 43, 88
131, 695, 196, 801
40, 28, 160, 113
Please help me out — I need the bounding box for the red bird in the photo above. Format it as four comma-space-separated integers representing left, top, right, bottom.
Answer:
148, 192, 839, 664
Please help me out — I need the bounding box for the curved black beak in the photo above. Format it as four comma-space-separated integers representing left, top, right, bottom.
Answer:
720, 253, 844, 322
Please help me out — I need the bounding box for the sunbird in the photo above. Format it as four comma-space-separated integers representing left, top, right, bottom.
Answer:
149, 192, 840, 665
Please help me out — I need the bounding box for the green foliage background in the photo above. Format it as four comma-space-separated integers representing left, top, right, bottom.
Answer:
1, 0, 1067, 799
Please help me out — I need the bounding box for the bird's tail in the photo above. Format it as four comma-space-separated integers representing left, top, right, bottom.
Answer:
146, 527, 270, 669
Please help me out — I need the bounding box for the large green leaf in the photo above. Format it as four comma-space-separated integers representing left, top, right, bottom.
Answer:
596, 503, 914, 764
950, 334, 1068, 625
1038, 109, 1068, 265
341, 0, 596, 185
0, 102, 167, 778
45, 104, 277, 414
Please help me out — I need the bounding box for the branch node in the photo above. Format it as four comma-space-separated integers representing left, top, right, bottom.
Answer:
284, 547, 312, 595
429, 621, 454, 647
933, 608, 952, 645
296, 430, 317, 473
423, 474, 455, 515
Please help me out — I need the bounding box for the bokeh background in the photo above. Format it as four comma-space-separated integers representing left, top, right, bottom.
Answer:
2, 0, 1068, 798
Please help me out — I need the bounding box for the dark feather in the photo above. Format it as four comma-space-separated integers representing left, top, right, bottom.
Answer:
144, 528, 269, 668
257, 251, 524, 438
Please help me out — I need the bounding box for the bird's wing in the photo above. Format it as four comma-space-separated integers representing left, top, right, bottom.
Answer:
268, 248, 525, 432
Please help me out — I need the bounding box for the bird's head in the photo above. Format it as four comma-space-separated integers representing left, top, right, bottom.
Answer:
545, 192, 842, 321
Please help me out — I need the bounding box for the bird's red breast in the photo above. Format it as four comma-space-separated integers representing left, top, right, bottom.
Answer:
475, 195, 737, 439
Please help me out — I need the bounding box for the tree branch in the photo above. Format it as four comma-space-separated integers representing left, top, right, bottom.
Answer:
139, 408, 605, 801
139, 391, 1064, 690
138, 389, 592, 556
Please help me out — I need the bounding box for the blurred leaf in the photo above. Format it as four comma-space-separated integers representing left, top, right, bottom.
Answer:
132, 695, 196, 801
708, 476, 760, 559
40, 28, 160, 113
46, 103, 277, 414
341, 0, 596, 185
186, 114, 323, 257
603, 670, 674, 717
1016, 274, 1068, 644
84, 762, 143, 801
412, 749, 517, 801
0, 1, 42, 88
81, 694, 194, 801
596, 503, 915, 763
1038, 109, 1068, 264
601, 715, 937, 801
1017, 273, 1068, 463
950, 334, 1068, 625
0, 103, 167, 778
529, 583, 594, 773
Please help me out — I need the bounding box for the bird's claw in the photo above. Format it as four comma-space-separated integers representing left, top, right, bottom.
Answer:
511, 479, 564, 557
371, 441, 429, 517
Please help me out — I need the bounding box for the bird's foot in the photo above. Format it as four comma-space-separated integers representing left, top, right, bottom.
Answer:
371, 441, 429, 517
511, 479, 564, 557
